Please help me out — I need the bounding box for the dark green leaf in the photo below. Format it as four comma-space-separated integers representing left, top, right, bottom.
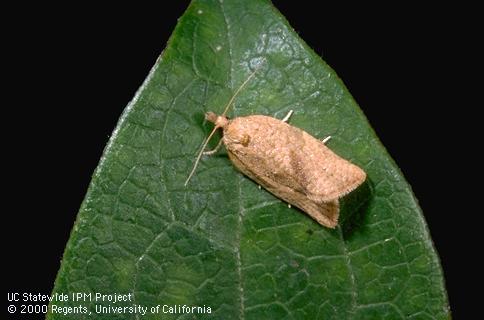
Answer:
48, 1, 449, 319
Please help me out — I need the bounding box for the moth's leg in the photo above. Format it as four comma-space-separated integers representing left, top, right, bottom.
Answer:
322, 136, 332, 144
281, 110, 294, 123
203, 139, 223, 155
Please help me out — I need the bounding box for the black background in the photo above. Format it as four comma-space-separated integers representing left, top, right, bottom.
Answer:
5, 2, 476, 319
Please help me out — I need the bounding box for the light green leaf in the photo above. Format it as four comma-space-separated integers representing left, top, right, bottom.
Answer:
48, 1, 450, 319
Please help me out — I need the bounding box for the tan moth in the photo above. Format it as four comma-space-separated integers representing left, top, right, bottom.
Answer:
185, 68, 366, 228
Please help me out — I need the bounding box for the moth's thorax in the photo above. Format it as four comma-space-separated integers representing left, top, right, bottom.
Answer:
223, 115, 290, 148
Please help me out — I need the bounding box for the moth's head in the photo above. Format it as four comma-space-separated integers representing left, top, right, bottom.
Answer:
205, 111, 229, 128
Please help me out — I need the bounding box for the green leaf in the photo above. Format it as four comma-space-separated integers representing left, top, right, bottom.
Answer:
48, 0, 450, 319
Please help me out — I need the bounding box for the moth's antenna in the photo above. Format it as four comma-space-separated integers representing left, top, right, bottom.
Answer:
221, 62, 264, 117
184, 126, 219, 186
185, 61, 265, 186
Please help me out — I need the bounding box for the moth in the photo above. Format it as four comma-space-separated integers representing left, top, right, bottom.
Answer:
185, 69, 366, 228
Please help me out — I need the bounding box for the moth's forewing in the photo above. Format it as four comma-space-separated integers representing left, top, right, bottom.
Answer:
224, 115, 366, 228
